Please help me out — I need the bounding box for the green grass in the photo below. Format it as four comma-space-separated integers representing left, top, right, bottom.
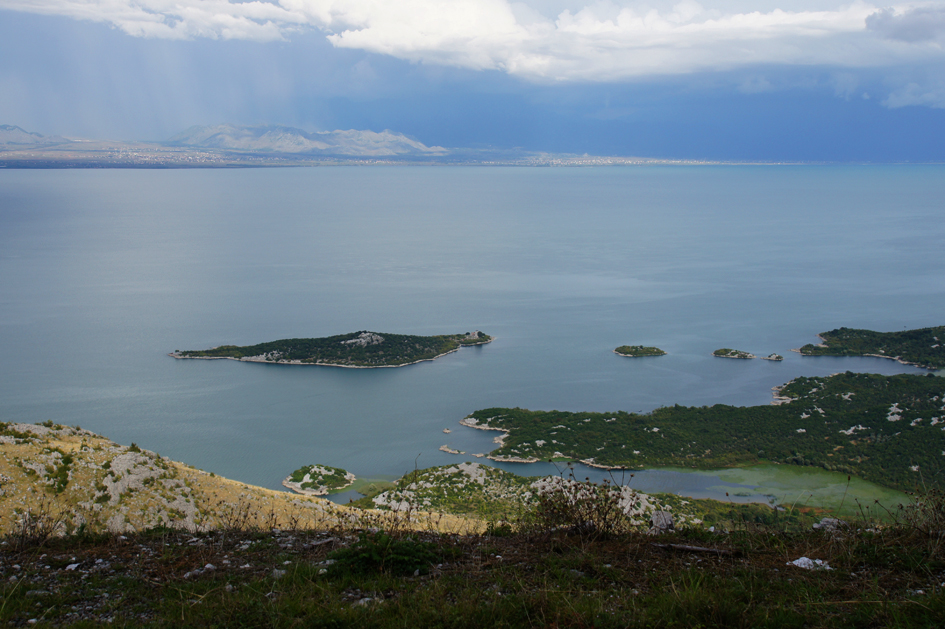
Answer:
3, 481, 943, 627
3, 507, 944, 628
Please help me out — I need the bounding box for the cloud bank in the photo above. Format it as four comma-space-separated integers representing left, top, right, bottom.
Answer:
3, 0, 945, 82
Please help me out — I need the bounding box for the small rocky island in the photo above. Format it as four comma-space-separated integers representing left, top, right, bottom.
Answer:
171, 330, 492, 368
798, 325, 945, 370
282, 464, 355, 496
614, 345, 666, 357
713, 348, 755, 359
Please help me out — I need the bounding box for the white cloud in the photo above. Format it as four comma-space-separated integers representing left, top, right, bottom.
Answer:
883, 80, 945, 108
3, 0, 945, 81
831, 72, 859, 99
866, 4, 945, 42
737, 76, 774, 94
0, 0, 307, 40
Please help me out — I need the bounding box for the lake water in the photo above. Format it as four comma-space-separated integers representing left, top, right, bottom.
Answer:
1, 165, 942, 507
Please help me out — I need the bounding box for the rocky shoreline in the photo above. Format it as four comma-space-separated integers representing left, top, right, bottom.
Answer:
770, 384, 793, 405
458, 416, 628, 466
457, 416, 542, 463
281, 473, 356, 496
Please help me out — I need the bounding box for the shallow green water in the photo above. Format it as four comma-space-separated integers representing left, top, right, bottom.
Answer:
662, 464, 911, 516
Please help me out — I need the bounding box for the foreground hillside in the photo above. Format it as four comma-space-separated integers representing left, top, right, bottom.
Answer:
1, 492, 943, 627
1, 422, 943, 626
0, 422, 470, 537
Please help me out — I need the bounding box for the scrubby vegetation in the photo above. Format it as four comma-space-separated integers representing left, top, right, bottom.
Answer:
463, 372, 945, 491
614, 345, 666, 357
357, 462, 818, 532
173, 330, 492, 367
799, 325, 945, 369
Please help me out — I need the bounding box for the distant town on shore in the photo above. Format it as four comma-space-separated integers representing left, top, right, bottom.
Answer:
0, 123, 782, 168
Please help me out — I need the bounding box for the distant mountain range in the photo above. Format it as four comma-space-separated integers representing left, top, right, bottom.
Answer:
167, 124, 447, 157
0, 123, 446, 157
0, 124, 70, 146
0, 123, 661, 167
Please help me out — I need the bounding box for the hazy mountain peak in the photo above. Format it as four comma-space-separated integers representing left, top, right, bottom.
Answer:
0, 125, 71, 146
167, 124, 447, 156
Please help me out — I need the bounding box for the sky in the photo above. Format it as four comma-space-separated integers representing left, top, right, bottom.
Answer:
1, 0, 945, 160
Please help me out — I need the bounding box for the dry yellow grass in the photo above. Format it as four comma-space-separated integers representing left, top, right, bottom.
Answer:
0, 422, 481, 537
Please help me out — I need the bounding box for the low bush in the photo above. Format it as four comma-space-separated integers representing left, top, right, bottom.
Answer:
327, 531, 440, 576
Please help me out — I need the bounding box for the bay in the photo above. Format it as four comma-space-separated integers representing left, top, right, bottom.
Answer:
0, 165, 942, 506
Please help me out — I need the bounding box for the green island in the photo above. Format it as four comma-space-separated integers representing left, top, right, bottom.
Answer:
798, 325, 945, 369
461, 372, 945, 492
171, 330, 492, 367
283, 464, 356, 496
713, 348, 755, 359
614, 345, 666, 357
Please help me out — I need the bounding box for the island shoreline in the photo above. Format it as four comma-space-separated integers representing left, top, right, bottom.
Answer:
792, 333, 937, 370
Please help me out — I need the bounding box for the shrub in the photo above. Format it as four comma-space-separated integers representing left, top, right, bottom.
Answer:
327, 531, 439, 576
522, 468, 632, 540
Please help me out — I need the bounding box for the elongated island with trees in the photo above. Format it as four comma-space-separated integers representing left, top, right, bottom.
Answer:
798, 325, 945, 369
614, 345, 666, 357
171, 330, 492, 367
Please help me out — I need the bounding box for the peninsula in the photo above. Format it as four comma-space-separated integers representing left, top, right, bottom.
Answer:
171, 330, 491, 368
460, 372, 945, 492
614, 345, 666, 357
798, 325, 945, 370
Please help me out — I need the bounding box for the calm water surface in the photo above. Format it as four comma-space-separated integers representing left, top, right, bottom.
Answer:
1, 166, 942, 505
